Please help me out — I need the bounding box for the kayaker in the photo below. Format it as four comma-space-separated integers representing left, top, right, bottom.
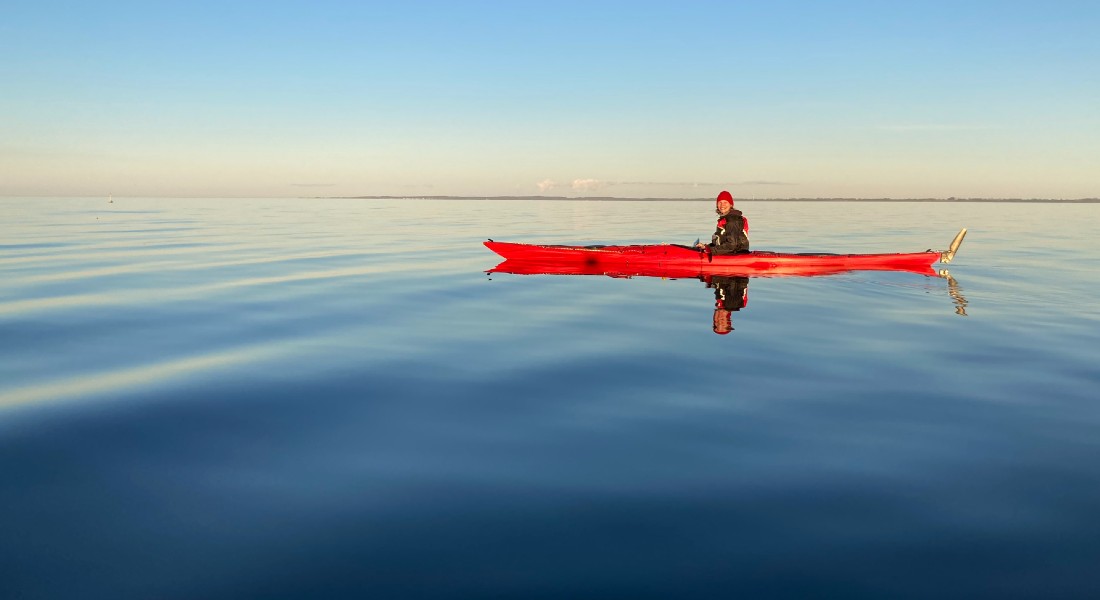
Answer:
695, 190, 749, 254
706, 275, 748, 335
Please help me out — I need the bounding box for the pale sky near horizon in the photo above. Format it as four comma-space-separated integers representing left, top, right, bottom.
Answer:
2, 1, 1098, 199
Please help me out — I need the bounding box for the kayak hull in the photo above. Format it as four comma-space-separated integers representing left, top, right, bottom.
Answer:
484, 241, 941, 278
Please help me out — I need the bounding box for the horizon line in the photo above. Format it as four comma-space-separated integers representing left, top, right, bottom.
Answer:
3, 195, 1098, 203
327, 195, 1100, 203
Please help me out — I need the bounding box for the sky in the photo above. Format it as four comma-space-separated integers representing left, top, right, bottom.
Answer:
2, 1, 1098, 199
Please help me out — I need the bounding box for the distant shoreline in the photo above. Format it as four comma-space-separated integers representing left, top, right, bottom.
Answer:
329, 196, 1100, 203
5, 196, 1097, 203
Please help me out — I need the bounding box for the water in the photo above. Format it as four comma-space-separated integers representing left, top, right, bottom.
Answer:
2, 198, 1099, 598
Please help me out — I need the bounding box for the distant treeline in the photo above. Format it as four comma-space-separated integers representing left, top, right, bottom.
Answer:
332, 195, 1099, 203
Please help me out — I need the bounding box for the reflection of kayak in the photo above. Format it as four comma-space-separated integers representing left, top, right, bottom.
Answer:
489, 257, 924, 278
485, 229, 966, 278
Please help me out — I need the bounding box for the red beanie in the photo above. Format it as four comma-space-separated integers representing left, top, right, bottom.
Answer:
716, 190, 734, 206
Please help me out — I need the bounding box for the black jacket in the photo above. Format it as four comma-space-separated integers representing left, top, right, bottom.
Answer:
707, 209, 750, 254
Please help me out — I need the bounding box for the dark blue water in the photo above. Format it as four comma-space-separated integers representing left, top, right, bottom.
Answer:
2, 198, 1099, 598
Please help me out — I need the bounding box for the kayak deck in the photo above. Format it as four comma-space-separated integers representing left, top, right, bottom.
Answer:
484, 240, 947, 277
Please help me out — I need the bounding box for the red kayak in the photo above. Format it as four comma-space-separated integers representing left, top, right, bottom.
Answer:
485, 229, 966, 278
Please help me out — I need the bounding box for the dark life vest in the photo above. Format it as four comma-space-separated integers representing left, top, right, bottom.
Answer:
709, 209, 750, 254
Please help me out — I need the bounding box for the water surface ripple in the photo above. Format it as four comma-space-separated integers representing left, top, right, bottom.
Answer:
2, 198, 1099, 599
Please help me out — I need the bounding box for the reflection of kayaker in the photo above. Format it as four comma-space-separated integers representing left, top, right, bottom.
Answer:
695, 190, 750, 255
705, 275, 749, 335
486, 258, 970, 319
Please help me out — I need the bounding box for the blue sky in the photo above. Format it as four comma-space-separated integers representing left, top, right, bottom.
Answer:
2, 1, 1098, 198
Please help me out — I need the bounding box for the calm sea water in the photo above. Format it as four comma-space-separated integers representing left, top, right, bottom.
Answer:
2, 198, 1099, 599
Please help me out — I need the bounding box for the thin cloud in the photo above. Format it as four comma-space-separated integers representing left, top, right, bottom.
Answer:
616, 181, 721, 187
618, 181, 797, 187
571, 178, 604, 192
535, 179, 797, 192
877, 124, 994, 132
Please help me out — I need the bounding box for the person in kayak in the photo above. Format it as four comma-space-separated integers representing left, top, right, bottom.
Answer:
695, 190, 749, 254
706, 275, 749, 335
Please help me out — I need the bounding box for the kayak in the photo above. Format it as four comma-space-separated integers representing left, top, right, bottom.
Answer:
485, 229, 966, 279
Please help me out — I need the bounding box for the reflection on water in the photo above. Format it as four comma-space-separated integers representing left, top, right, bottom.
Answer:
490, 259, 970, 335
707, 275, 749, 335
940, 269, 969, 316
